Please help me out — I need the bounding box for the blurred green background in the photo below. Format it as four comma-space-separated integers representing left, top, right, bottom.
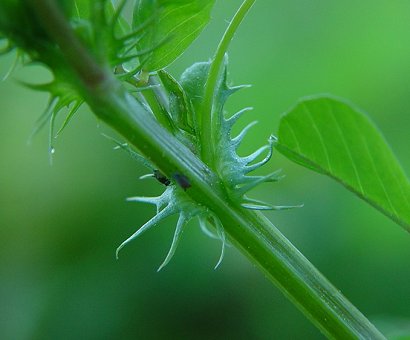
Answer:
1, 1, 410, 339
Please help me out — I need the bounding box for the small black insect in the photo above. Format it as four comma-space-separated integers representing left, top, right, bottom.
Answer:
153, 170, 171, 186
172, 173, 191, 191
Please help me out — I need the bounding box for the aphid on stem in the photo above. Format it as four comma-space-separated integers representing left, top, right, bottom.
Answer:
172, 173, 191, 191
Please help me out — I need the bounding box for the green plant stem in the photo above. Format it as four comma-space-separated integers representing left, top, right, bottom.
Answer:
199, 0, 255, 167
30, 1, 385, 339
143, 87, 175, 133
29, 0, 106, 89
114, 67, 175, 133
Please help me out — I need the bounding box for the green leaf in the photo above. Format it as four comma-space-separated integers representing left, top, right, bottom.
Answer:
276, 95, 410, 231
158, 69, 195, 134
133, 0, 215, 71
73, 0, 90, 19
179, 61, 210, 114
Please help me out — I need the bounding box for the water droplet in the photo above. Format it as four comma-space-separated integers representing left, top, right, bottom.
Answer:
50, 147, 55, 154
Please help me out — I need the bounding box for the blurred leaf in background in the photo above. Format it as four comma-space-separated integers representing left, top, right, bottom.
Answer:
1, 0, 410, 339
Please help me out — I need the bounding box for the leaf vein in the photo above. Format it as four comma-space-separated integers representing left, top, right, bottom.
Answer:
153, 18, 205, 68
357, 122, 399, 220
284, 119, 302, 154
302, 102, 333, 173
158, 3, 192, 24
327, 101, 365, 196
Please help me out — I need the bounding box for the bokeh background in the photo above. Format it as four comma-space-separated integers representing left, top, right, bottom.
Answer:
1, 1, 410, 339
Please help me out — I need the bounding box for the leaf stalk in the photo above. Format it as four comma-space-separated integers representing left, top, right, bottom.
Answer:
199, 0, 256, 167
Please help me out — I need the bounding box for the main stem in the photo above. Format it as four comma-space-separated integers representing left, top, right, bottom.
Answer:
30, 1, 385, 339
